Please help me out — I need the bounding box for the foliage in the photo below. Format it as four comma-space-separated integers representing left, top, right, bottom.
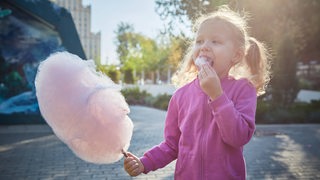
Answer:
152, 93, 172, 110
256, 99, 320, 124
270, 37, 298, 107
114, 22, 187, 83
107, 66, 121, 83
123, 68, 135, 84
114, 22, 135, 65
115, 22, 155, 82
121, 87, 171, 110
121, 87, 151, 105
96, 64, 121, 83
155, 0, 239, 34
166, 36, 189, 72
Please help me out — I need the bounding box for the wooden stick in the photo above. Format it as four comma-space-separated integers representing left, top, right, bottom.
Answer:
121, 149, 128, 158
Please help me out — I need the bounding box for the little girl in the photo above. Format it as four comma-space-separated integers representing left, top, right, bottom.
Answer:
124, 6, 270, 180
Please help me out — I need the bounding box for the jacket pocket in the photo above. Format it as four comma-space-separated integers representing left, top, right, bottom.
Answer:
222, 155, 244, 180
175, 152, 193, 176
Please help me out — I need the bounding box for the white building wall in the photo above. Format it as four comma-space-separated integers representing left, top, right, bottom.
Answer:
53, 0, 101, 64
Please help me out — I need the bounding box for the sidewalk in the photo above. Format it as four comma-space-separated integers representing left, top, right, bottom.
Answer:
0, 106, 319, 179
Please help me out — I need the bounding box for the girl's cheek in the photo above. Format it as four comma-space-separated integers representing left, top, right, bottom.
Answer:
191, 48, 200, 59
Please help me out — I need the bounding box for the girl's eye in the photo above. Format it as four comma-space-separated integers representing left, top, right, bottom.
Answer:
212, 40, 219, 44
196, 40, 203, 44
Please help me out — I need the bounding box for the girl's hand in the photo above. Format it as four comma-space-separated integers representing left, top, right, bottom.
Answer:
198, 63, 223, 100
123, 152, 144, 177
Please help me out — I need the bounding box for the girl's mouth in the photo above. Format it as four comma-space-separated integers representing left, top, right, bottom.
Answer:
195, 56, 213, 67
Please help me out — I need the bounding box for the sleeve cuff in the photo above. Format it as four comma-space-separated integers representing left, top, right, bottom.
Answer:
140, 156, 153, 174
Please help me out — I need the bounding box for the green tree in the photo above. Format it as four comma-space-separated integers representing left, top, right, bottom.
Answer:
114, 22, 140, 83
271, 36, 298, 107
114, 22, 135, 65
114, 20, 193, 84
167, 35, 189, 72
114, 22, 164, 83
155, 0, 241, 34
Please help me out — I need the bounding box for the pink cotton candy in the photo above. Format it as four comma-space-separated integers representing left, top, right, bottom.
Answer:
194, 57, 214, 69
195, 57, 207, 67
35, 52, 133, 164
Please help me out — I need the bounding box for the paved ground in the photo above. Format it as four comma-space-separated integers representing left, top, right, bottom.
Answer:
0, 106, 319, 180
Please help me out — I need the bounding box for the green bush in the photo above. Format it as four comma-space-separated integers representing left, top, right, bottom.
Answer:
106, 68, 121, 83
96, 65, 120, 83
152, 93, 172, 110
121, 87, 171, 110
256, 99, 320, 124
123, 69, 135, 84
121, 87, 151, 105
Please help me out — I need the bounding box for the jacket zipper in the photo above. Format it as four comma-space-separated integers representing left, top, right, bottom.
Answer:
200, 95, 208, 180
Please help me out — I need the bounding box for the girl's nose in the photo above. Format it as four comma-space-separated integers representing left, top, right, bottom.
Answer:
200, 41, 210, 51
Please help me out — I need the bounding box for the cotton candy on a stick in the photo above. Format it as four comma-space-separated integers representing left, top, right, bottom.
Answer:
35, 52, 133, 164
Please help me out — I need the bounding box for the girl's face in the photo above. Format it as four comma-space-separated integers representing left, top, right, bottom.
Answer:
192, 19, 241, 78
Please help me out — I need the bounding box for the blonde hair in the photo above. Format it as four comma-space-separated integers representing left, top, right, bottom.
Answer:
172, 6, 271, 95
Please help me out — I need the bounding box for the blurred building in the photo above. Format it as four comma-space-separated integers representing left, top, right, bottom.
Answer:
53, 0, 101, 64
296, 61, 320, 78
296, 60, 320, 90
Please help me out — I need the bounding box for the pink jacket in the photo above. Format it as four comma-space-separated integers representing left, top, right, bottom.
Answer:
140, 77, 257, 180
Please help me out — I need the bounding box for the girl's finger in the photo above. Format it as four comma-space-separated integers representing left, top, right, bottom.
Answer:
124, 158, 136, 171
126, 152, 137, 158
200, 65, 208, 76
131, 168, 141, 176
198, 70, 203, 79
203, 64, 218, 77
202, 64, 213, 74
124, 157, 133, 165
127, 161, 139, 172
128, 164, 140, 176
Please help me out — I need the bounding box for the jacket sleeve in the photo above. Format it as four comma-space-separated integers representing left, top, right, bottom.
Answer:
209, 81, 257, 148
140, 94, 180, 173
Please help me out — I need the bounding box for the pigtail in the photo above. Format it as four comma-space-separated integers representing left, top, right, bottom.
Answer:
245, 37, 271, 95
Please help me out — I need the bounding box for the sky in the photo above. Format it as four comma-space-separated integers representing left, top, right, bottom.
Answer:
82, 0, 173, 65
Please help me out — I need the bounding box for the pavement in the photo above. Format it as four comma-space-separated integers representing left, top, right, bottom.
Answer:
0, 106, 319, 180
